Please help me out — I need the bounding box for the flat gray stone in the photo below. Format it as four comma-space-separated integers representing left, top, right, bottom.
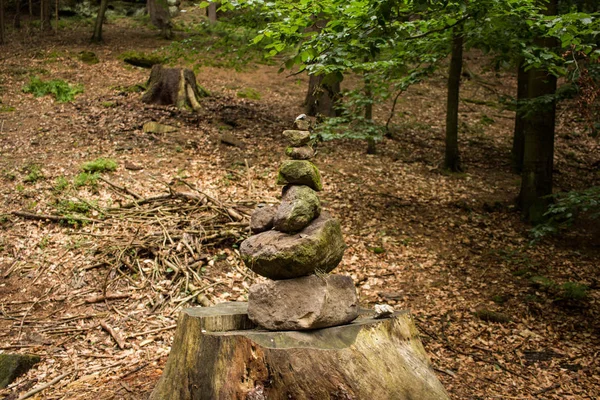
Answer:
285, 146, 314, 160
250, 205, 276, 233
282, 130, 311, 147
274, 185, 321, 233
248, 274, 358, 331
240, 212, 345, 279
276, 160, 322, 191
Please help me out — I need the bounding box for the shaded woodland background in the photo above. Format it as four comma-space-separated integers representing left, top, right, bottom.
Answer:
0, 0, 599, 399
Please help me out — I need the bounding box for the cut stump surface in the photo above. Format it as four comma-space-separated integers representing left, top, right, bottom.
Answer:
150, 302, 449, 400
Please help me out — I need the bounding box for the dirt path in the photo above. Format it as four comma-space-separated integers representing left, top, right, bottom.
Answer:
1, 14, 599, 400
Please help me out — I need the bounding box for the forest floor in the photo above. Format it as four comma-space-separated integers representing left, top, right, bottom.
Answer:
1, 8, 599, 400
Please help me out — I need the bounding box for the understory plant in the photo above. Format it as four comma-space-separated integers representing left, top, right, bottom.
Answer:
23, 77, 84, 102
531, 186, 600, 239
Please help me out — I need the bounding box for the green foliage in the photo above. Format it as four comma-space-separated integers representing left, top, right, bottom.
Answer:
530, 275, 589, 302
559, 282, 588, 301
23, 77, 84, 103
81, 158, 117, 173
55, 199, 93, 216
78, 51, 99, 65
531, 186, 600, 240
236, 87, 261, 100
54, 176, 70, 192
0, 105, 15, 112
23, 164, 44, 183
163, 18, 270, 69
74, 172, 99, 189
119, 51, 167, 68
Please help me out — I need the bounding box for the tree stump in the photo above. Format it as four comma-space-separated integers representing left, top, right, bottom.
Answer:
150, 302, 449, 400
141, 65, 208, 111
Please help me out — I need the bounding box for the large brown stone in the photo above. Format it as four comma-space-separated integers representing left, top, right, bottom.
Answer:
248, 274, 358, 330
250, 205, 276, 233
276, 160, 323, 191
273, 185, 321, 233
240, 212, 345, 279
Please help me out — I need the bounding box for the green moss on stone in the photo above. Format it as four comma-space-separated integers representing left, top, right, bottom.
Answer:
0, 354, 41, 388
276, 160, 322, 191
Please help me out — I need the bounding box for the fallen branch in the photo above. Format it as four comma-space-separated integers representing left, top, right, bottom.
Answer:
100, 320, 127, 350
17, 371, 73, 400
11, 210, 103, 224
98, 176, 142, 200
77, 293, 130, 306
127, 324, 177, 338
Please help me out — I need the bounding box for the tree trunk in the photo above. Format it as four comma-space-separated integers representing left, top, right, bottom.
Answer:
40, 0, 51, 31
0, 0, 4, 45
147, 0, 172, 39
142, 65, 207, 110
207, 2, 218, 23
305, 74, 341, 118
150, 302, 449, 400
14, 0, 20, 29
444, 24, 464, 172
91, 0, 109, 43
511, 61, 528, 174
518, 0, 558, 223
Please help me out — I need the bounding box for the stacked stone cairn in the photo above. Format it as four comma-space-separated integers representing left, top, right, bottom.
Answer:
240, 120, 359, 331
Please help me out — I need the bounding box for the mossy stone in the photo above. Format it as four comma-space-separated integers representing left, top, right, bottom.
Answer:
276, 160, 322, 191
78, 51, 99, 65
274, 185, 321, 233
283, 130, 311, 147
240, 212, 345, 279
0, 353, 41, 388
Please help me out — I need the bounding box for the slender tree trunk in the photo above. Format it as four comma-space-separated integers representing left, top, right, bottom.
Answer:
364, 75, 373, 121
305, 74, 341, 118
364, 72, 376, 154
444, 24, 464, 172
55, 0, 58, 33
0, 0, 4, 45
518, 0, 558, 223
40, 0, 52, 31
14, 0, 21, 29
91, 0, 109, 43
511, 61, 528, 174
208, 2, 218, 23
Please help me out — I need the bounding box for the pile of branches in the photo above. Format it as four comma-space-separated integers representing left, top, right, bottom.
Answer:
10, 179, 253, 312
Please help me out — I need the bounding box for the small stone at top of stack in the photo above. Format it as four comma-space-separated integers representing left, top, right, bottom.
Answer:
239, 119, 358, 331
283, 118, 316, 161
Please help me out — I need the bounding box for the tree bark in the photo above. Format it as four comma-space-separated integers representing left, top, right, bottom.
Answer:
518, 0, 558, 223
207, 2, 218, 23
91, 0, 109, 42
511, 61, 528, 174
142, 65, 207, 110
14, 0, 20, 29
150, 302, 449, 400
444, 24, 464, 172
0, 0, 4, 45
40, 0, 51, 31
147, 0, 172, 39
305, 73, 341, 118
